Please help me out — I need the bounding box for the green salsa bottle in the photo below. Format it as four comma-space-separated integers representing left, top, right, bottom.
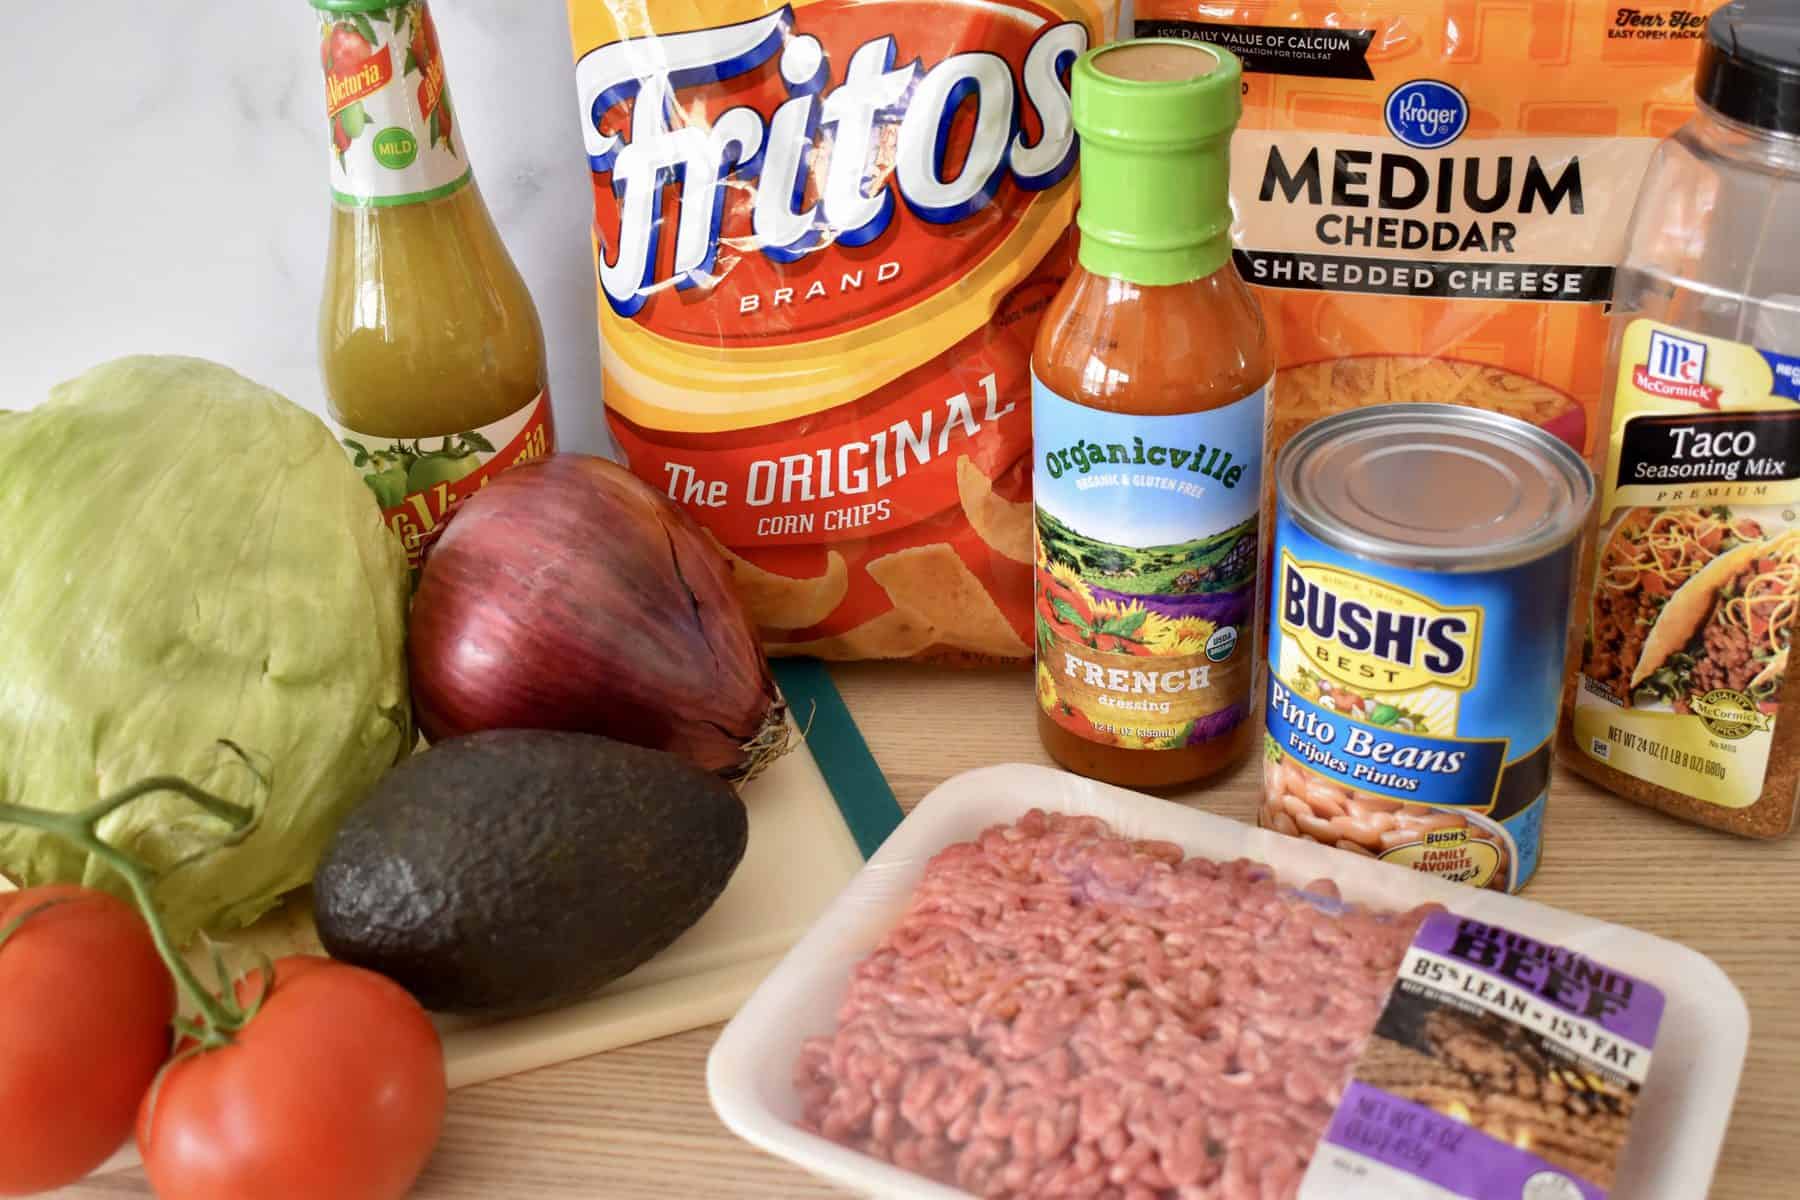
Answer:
312, 0, 554, 570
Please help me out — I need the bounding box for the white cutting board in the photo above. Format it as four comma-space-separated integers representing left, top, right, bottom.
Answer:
40, 718, 867, 1176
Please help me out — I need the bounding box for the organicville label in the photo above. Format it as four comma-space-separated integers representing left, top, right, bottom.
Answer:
1572, 320, 1800, 808
1031, 379, 1265, 750
319, 2, 469, 207
335, 391, 554, 569
1263, 507, 1575, 891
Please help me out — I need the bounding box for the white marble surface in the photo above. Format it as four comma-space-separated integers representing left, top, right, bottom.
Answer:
1, 0, 611, 454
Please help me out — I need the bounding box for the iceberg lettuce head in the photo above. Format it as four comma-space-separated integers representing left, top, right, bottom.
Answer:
0, 356, 411, 940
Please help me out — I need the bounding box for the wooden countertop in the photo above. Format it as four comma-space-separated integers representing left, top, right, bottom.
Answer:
63, 665, 1800, 1200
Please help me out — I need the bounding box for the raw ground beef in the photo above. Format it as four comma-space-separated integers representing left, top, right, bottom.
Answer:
1586, 584, 1659, 702
1693, 618, 1758, 695
794, 810, 1440, 1198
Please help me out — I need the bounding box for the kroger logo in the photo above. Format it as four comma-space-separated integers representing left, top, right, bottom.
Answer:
1384, 79, 1469, 150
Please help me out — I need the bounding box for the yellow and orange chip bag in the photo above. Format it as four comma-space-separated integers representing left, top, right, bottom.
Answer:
567, 0, 1118, 661
1132, 0, 1724, 459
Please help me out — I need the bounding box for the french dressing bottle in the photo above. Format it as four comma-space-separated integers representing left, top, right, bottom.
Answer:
312, 0, 554, 569
1033, 39, 1272, 789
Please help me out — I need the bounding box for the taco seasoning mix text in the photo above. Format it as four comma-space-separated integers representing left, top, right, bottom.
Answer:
1032, 39, 1272, 789
1263, 405, 1594, 893
1562, 0, 1800, 838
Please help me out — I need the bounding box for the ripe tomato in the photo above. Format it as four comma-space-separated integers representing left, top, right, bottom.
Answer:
324, 24, 372, 75
0, 885, 173, 1195
138, 956, 445, 1200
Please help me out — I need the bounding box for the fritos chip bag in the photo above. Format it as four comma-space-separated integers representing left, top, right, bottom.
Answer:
1131, 0, 1725, 459
567, 0, 1118, 661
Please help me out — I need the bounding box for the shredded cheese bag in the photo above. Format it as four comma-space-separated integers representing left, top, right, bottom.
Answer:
568, 0, 1118, 661
1131, 0, 1725, 461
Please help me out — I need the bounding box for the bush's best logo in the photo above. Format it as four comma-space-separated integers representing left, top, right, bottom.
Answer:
1633, 329, 1723, 408
1279, 555, 1482, 693
1384, 79, 1469, 150
574, 4, 1086, 326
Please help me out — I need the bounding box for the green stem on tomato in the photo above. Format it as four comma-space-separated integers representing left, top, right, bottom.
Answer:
0, 896, 72, 953
0, 772, 260, 1045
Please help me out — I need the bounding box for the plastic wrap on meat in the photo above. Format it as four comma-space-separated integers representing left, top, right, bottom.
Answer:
794, 810, 1441, 1198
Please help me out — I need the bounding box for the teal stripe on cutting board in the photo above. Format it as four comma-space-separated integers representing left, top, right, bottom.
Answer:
770, 660, 902, 859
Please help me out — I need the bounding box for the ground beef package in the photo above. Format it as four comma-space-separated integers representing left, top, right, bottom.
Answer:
1302, 912, 1665, 1200
1132, 0, 1728, 462
567, 0, 1119, 662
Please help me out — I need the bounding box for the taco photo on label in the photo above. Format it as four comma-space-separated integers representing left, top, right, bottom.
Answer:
1631, 529, 1800, 714
1582, 506, 1764, 704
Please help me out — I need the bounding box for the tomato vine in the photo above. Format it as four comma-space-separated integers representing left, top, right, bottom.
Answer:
0, 751, 269, 1048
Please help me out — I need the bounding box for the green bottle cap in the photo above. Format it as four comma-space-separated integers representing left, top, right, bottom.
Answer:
1072, 39, 1244, 286
311, 0, 404, 13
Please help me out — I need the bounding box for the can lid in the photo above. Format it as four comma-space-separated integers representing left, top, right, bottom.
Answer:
1697, 0, 1800, 138
1278, 404, 1595, 572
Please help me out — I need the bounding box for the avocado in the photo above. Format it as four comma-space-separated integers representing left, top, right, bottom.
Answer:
312, 729, 748, 1018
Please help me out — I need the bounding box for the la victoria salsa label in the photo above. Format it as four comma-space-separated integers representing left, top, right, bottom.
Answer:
320, 1, 469, 207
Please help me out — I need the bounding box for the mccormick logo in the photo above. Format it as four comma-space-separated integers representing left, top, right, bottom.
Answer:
1279, 555, 1482, 693
325, 44, 394, 117
1633, 329, 1723, 408
1384, 79, 1469, 150
573, 3, 1086, 324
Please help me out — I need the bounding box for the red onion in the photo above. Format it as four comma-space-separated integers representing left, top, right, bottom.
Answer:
409, 454, 790, 782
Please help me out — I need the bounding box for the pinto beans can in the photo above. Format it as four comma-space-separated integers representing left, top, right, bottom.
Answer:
567, 0, 1118, 662
1261, 404, 1593, 892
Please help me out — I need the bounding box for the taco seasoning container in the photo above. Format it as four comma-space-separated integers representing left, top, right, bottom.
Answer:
1562, 0, 1800, 838
313, 0, 554, 570
1033, 39, 1273, 789
1262, 405, 1594, 893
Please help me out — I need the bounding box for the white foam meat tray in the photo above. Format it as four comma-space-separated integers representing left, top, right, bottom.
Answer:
708, 763, 1750, 1200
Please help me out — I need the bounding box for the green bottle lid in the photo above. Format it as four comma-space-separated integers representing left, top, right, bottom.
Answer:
1072, 38, 1244, 286
311, 0, 406, 13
